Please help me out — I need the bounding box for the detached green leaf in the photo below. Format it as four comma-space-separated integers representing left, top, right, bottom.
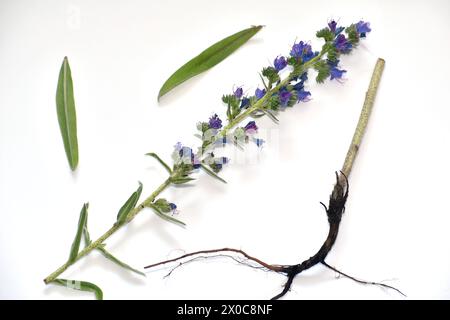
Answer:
56, 56, 79, 171
146, 152, 172, 174
98, 245, 145, 277
52, 278, 103, 300
158, 25, 263, 100
68, 203, 89, 263
200, 164, 227, 184
149, 204, 186, 227
116, 182, 143, 225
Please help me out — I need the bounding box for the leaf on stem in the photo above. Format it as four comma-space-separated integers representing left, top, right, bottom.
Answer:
171, 177, 195, 184
158, 25, 263, 100
145, 152, 172, 174
83, 221, 91, 247
68, 203, 89, 263
148, 204, 186, 227
56, 56, 79, 171
261, 109, 279, 123
200, 164, 227, 184
98, 245, 145, 277
52, 278, 103, 300
116, 182, 143, 225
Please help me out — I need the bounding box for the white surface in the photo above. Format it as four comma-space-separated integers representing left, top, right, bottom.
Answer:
1, 0, 450, 300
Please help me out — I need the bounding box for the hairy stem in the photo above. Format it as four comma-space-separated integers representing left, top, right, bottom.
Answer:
44, 49, 328, 286
44, 178, 171, 284
341, 58, 385, 178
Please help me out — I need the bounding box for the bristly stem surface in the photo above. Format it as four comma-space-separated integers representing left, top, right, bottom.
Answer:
341, 58, 385, 178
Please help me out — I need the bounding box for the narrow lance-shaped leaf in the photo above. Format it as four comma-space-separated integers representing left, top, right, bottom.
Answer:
146, 152, 172, 174
200, 164, 227, 184
116, 182, 143, 225
98, 245, 145, 277
52, 278, 103, 300
149, 204, 186, 227
68, 203, 89, 263
56, 56, 79, 170
171, 177, 195, 184
158, 25, 263, 100
83, 221, 91, 247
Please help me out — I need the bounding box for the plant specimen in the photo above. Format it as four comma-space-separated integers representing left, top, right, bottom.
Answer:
45, 20, 386, 299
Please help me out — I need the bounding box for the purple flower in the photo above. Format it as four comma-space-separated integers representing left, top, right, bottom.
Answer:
279, 88, 292, 106
355, 21, 371, 37
328, 20, 344, 35
234, 87, 243, 98
240, 97, 250, 109
328, 20, 337, 33
297, 89, 311, 102
244, 121, 258, 133
290, 41, 307, 57
220, 157, 228, 165
328, 59, 347, 80
208, 114, 222, 129
293, 81, 311, 102
290, 41, 318, 62
255, 88, 266, 100
334, 34, 352, 53
274, 56, 287, 71
169, 203, 177, 210
330, 67, 346, 80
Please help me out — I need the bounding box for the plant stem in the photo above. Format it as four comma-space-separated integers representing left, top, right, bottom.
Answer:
44, 49, 329, 285
341, 58, 385, 178
44, 178, 171, 284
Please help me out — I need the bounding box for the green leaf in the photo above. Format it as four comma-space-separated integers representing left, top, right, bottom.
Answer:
83, 211, 91, 247
149, 204, 186, 227
200, 164, 227, 184
259, 73, 269, 91
261, 109, 279, 123
145, 152, 172, 174
52, 278, 103, 300
158, 25, 263, 100
68, 203, 89, 263
171, 177, 195, 184
116, 182, 143, 225
56, 56, 79, 171
98, 245, 145, 277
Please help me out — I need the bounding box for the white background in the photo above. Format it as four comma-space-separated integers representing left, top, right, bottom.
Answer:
1, 0, 449, 300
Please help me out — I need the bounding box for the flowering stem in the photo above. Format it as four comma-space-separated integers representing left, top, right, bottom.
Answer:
341, 58, 385, 178
207, 51, 327, 153
44, 43, 329, 286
